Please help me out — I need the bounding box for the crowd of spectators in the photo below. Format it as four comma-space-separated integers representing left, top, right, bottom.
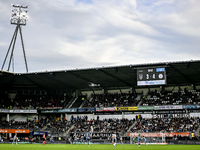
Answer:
1, 88, 200, 110
141, 89, 200, 106
82, 89, 200, 108
1, 115, 199, 134
47, 119, 73, 134
0, 115, 74, 138
130, 116, 200, 133
69, 116, 134, 134
0, 117, 48, 130
0, 119, 31, 129
83, 92, 140, 108
0, 92, 73, 109
1, 115, 199, 143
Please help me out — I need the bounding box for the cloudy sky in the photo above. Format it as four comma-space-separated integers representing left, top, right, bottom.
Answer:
0, 0, 200, 73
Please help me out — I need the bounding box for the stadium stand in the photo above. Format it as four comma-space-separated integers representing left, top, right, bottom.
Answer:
82, 92, 140, 108
141, 89, 200, 106
1, 88, 200, 110
1, 61, 200, 144
69, 117, 133, 133
0, 117, 47, 131
130, 117, 200, 133
0, 92, 73, 109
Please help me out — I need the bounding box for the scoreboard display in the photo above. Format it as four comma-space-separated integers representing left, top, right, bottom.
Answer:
137, 67, 166, 86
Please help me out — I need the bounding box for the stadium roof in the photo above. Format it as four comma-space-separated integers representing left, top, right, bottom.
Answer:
1, 60, 200, 92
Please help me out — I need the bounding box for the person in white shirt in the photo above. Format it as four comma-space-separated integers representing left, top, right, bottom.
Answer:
112, 132, 117, 147
120, 135, 123, 145
12, 133, 18, 145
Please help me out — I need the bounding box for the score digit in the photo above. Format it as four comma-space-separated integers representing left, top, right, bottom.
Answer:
146, 74, 149, 79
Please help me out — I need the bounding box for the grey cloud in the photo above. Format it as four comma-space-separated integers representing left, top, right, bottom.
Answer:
0, 0, 200, 73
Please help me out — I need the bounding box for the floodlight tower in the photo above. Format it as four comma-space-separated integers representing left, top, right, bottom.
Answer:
1, 4, 29, 73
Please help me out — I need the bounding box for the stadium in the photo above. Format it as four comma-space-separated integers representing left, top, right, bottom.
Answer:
1, 60, 200, 149
1, 1, 200, 150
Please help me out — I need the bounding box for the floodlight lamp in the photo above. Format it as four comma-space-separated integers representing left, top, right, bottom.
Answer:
12, 13, 16, 17
12, 9, 17, 13
20, 12, 26, 17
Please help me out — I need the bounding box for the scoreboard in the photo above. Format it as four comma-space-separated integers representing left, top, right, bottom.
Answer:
137, 67, 166, 86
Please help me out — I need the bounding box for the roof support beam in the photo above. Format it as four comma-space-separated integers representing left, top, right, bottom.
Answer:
41, 73, 75, 90
169, 64, 194, 84
99, 69, 131, 87
68, 72, 94, 91
21, 75, 45, 90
